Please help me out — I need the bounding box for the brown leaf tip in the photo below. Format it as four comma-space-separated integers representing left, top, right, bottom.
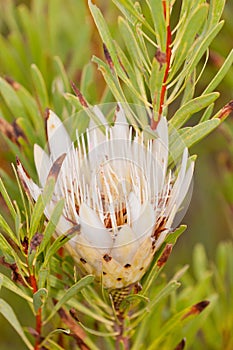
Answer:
5, 76, 20, 90
45, 108, 50, 121
71, 82, 88, 108
0, 118, 26, 145
182, 300, 210, 320
193, 300, 210, 312
47, 153, 66, 181
16, 157, 31, 179
157, 243, 173, 268
219, 100, 233, 120
155, 49, 167, 69
21, 237, 29, 254
16, 155, 21, 166
134, 282, 142, 294
30, 232, 43, 251
174, 338, 186, 350
27, 327, 40, 338
103, 43, 114, 71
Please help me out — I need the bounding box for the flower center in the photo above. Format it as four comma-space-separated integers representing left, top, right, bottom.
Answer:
104, 205, 127, 229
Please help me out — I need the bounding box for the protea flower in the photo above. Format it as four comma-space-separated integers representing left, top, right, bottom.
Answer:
17, 104, 194, 289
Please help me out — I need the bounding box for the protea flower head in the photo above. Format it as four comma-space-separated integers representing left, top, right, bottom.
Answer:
17, 103, 194, 289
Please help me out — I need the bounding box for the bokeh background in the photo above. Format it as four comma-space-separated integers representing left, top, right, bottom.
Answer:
0, 0, 232, 348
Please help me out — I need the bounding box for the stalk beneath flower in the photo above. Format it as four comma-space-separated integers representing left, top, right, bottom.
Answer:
30, 274, 42, 350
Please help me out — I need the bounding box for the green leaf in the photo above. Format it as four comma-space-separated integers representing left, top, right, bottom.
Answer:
170, 4, 208, 79
42, 227, 78, 268
16, 117, 37, 146
167, 22, 224, 89
193, 244, 209, 281
80, 63, 96, 97
142, 225, 187, 296
216, 242, 228, 278
181, 70, 197, 105
133, 280, 181, 329
78, 321, 118, 337
120, 294, 149, 311
170, 119, 220, 162
42, 338, 66, 350
0, 177, 16, 219
165, 225, 187, 245
150, 58, 166, 111
30, 64, 49, 110
0, 273, 32, 302
147, 295, 215, 350
0, 299, 33, 350
118, 17, 145, 72
53, 56, 70, 93
118, 20, 150, 102
206, 0, 226, 28
14, 84, 45, 143
0, 233, 18, 259
146, 0, 166, 50
203, 49, 233, 94
92, 56, 125, 100
64, 92, 83, 111
0, 235, 28, 281
183, 118, 220, 146
0, 213, 18, 243
33, 288, 48, 313
0, 35, 26, 83
0, 77, 25, 119
112, 0, 155, 35
37, 268, 49, 290
114, 41, 137, 83
200, 103, 214, 122
37, 199, 64, 254
88, 1, 124, 78
148, 281, 181, 312
51, 287, 114, 326
17, 4, 43, 68
44, 275, 94, 323
170, 93, 219, 129
41, 329, 72, 350
29, 179, 55, 238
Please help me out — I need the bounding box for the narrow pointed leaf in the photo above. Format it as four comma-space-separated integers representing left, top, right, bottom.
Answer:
44, 275, 94, 323
0, 273, 32, 302
203, 49, 233, 94
0, 77, 25, 119
0, 299, 33, 350
33, 288, 48, 313
38, 199, 64, 254
170, 93, 219, 129
30, 64, 49, 110
29, 179, 55, 238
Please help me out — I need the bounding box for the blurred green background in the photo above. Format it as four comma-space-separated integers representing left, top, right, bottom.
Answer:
0, 0, 232, 349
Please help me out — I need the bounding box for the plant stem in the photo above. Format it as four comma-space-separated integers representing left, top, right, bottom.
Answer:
58, 307, 90, 350
115, 312, 130, 350
30, 273, 42, 350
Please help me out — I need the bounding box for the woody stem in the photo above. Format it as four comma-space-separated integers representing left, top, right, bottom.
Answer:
30, 273, 42, 350
115, 313, 130, 350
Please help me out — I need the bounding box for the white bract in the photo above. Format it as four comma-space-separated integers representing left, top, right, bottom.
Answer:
17, 104, 194, 289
